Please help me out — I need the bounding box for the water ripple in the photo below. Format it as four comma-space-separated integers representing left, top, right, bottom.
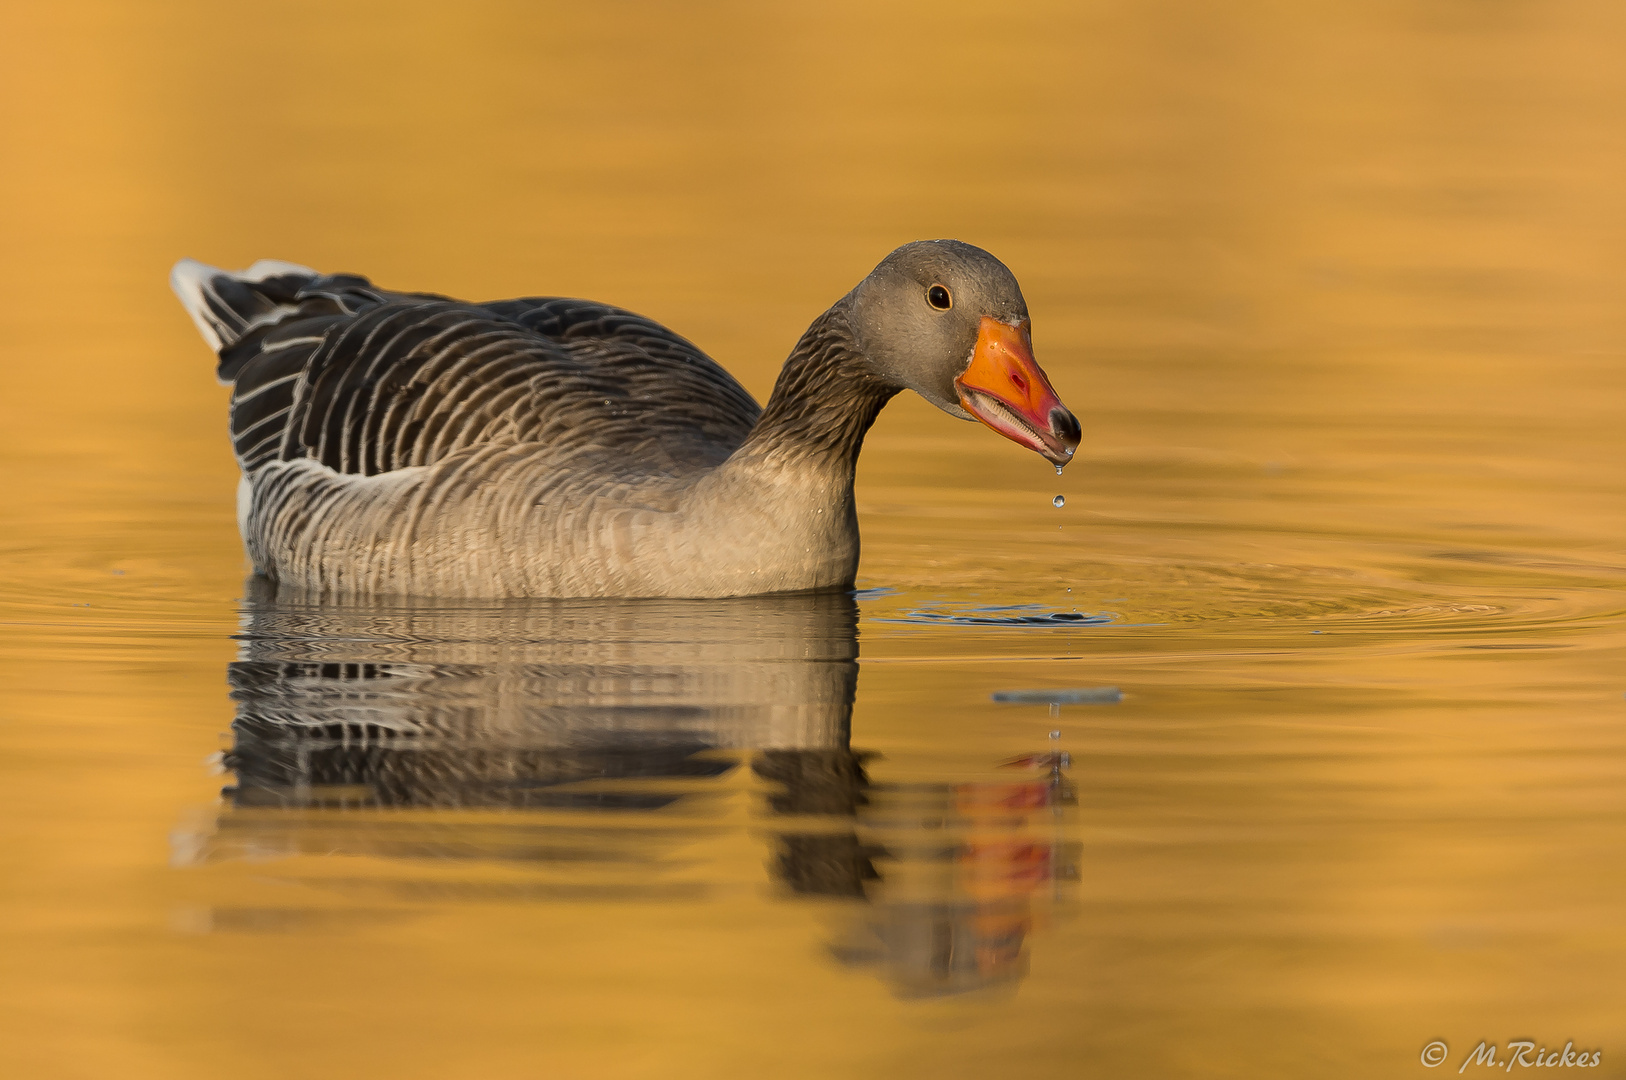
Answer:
880, 605, 1117, 628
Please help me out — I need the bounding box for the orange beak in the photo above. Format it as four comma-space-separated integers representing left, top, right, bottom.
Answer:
954, 317, 1081, 467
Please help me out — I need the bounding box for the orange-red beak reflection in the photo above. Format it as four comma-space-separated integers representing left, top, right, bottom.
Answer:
954, 317, 1081, 467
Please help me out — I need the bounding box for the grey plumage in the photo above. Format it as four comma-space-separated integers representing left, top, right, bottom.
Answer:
171, 241, 1079, 598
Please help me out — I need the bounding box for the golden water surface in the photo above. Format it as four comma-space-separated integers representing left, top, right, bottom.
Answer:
2, 2, 1624, 1078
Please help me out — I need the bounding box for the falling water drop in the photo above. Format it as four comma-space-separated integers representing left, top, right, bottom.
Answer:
1052, 495, 1065, 508
1054, 464, 1064, 476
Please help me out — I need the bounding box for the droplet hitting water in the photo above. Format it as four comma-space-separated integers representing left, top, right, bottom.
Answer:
1052, 495, 1065, 508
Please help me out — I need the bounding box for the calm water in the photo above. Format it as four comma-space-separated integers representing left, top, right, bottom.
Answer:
3, 3, 1625, 1078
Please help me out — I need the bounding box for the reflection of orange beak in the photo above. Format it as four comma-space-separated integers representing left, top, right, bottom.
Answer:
954, 317, 1081, 467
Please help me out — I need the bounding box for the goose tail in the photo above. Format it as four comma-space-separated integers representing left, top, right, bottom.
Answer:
170, 258, 318, 383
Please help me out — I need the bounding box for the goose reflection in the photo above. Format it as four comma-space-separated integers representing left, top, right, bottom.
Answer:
176, 580, 1076, 997
220, 579, 859, 809
758, 750, 1080, 998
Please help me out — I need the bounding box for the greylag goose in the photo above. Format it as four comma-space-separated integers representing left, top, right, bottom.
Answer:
171, 240, 1080, 598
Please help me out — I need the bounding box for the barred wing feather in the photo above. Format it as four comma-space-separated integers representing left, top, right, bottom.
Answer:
190, 267, 763, 480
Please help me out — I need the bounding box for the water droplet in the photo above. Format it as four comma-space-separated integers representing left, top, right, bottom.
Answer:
1052, 495, 1065, 508
1066, 587, 1072, 593
1054, 464, 1063, 476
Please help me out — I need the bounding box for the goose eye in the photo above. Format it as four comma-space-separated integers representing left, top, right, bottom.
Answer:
927, 284, 952, 310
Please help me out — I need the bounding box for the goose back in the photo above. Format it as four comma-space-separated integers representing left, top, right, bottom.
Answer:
218, 271, 762, 481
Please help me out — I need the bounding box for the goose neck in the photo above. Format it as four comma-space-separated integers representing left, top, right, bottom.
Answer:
741, 305, 899, 470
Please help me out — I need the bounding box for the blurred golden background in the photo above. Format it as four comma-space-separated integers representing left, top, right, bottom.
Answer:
1, 2, 1623, 1078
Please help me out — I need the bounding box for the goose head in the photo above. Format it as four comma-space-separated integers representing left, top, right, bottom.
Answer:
848, 239, 1081, 468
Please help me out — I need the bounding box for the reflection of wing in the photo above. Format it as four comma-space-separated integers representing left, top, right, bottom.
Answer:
201, 267, 762, 478
220, 588, 861, 808
225, 655, 735, 810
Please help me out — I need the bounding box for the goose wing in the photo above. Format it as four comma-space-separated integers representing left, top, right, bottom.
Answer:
178, 262, 763, 478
